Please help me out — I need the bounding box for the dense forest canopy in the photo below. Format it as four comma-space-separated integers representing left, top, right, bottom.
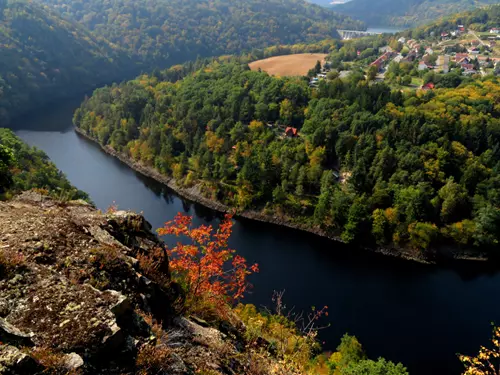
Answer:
0, 0, 133, 126
36, 0, 364, 67
0, 128, 87, 200
0, 0, 363, 126
75, 59, 500, 258
332, 0, 499, 27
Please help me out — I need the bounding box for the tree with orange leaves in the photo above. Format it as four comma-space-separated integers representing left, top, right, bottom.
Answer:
157, 213, 258, 312
459, 325, 500, 375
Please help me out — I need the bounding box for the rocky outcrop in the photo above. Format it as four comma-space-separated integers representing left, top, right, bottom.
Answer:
0, 192, 175, 373
0, 192, 290, 375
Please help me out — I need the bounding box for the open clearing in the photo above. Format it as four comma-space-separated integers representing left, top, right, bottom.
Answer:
249, 53, 328, 76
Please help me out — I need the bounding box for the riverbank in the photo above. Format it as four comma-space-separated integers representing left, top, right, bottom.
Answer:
75, 127, 489, 265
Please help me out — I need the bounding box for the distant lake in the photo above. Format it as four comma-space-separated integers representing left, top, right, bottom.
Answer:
367, 26, 404, 34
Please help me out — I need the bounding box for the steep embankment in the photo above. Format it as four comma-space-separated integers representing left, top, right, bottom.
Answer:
0, 0, 132, 126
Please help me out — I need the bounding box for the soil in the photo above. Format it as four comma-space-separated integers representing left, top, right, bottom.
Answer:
248, 53, 328, 76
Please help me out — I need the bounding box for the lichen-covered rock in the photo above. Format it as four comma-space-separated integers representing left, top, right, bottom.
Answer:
0, 193, 177, 373
0, 318, 34, 347
0, 193, 289, 375
0, 345, 42, 374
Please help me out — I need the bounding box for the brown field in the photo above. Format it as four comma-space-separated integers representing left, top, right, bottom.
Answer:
248, 53, 328, 77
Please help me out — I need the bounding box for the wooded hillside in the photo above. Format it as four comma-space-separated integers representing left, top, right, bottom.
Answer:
74, 60, 500, 258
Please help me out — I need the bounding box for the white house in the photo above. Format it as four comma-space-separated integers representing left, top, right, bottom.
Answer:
490, 28, 500, 34
418, 61, 432, 71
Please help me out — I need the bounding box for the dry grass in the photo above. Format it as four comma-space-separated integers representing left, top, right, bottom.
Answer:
249, 54, 328, 77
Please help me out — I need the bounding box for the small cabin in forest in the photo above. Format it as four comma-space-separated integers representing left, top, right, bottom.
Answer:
285, 127, 298, 138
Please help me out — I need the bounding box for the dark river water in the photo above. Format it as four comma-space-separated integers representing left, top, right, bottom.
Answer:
11, 97, 500, 375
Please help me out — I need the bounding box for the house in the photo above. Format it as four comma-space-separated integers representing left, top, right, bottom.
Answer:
418, 60, 432, 70
463, 68, 477, 75
425, 47, 434, 55
435, 55, 450, 74
457, 57, 470, 65
285, 127, 298, 137
421, 82, 435, 90
458, 25, 465, 33
398, 37, 406, 44
468, 47, 480, 54
441, 32, 449, 39
455, 53, 469, 62
490, 28, 500, 34
471, 40, 480, 46
369, 51, 394, 71
451, 31, 457, 37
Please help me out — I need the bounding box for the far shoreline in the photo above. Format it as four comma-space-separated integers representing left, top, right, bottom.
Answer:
74, 126, 490, 266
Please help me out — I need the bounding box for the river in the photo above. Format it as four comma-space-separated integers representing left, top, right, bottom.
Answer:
11, 97, 500, 375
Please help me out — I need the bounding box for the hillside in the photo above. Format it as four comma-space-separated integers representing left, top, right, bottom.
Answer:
0, 0, 132, 126
0, 128, 87, 201
74, 60, 500, 261
36, 0, 365, 67
333, 0, 498, 27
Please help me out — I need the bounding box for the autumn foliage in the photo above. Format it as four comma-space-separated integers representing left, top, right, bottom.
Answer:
460, 325, 500, 375
157, 213, 258, 312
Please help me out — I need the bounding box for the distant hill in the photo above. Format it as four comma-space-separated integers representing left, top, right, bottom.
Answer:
0, 0, 132, 125
37, 0, 365, 67
0, 0, 365, 125
402, 3, 500, 37
332, 0, 498, 27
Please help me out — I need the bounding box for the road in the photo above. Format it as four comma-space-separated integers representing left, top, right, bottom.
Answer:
469, 29, 487, 46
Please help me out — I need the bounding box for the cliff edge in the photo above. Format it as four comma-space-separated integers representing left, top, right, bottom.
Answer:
0, 192, 285, 374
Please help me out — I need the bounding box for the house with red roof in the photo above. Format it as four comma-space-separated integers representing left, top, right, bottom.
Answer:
285, 127, 298, 138
421, 82, 435, 91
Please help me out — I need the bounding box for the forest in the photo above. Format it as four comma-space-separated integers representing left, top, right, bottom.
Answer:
36, 0, 364, 67
0, 129, 87, 200
332, 0, 499, 28
0, 0, 363, 126
0, 0, 133, 126
74, 58, 500, 258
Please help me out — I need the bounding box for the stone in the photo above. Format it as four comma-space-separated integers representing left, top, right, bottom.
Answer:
0, 318, 34, 347
0, 345, 42, 374
108, 290, 132, 319
63, 352, 84, 371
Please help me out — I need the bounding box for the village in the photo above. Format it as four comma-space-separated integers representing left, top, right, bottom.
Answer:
367, 23, 500, 90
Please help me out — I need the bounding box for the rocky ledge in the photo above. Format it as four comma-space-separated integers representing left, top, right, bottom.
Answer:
0, 192, 277, 374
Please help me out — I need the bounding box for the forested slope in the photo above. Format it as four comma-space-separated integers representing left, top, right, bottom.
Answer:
0, 128, 87, 200
37, 0, 364, 66
74, 61, 500, 259
333, 0, 498, 27
0, 0, 132, 125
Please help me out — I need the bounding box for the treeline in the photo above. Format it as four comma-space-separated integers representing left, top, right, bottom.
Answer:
0, 129, 87, 200
74, 60, 500, 257
0, 0, 133, 126
37, 0, 364, 67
